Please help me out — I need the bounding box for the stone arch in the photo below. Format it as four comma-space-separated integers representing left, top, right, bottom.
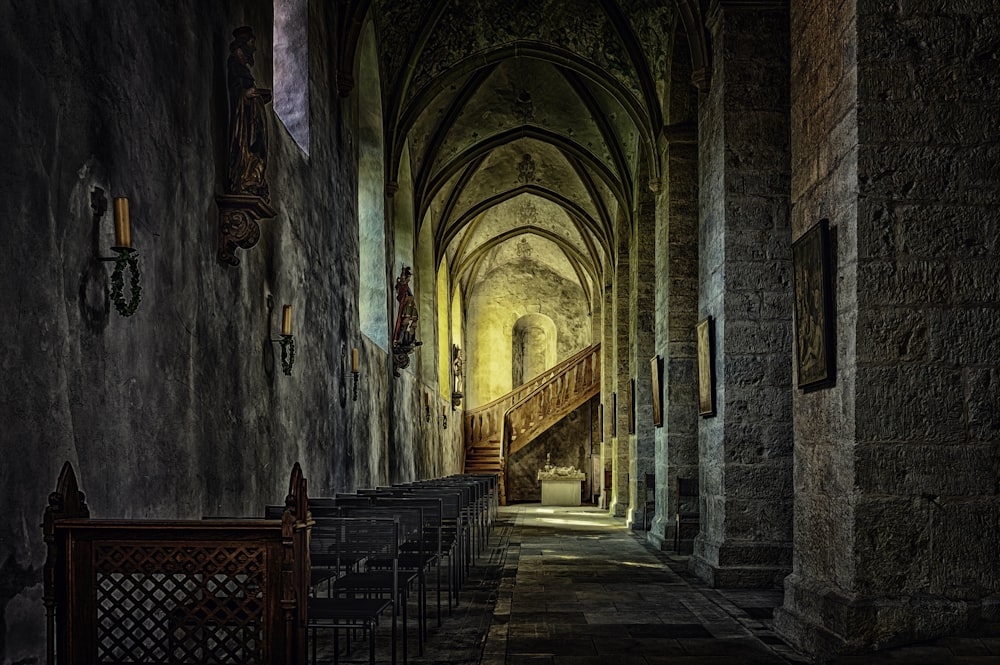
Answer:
512, 313, 557, 387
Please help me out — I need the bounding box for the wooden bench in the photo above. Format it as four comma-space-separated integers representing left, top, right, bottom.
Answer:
43, 461, 312, 665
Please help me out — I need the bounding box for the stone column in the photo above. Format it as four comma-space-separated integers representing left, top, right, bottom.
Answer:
628, 179, 657, 529
651, 126, 700, 550
775, 0, 1000, 655
689, 1, 794, 588
601, 273, 615, 508
611, 211, 632, 518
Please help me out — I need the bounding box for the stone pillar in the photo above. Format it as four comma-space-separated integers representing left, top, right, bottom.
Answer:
689, 1, 794, 588
651, 127, 700, 550
628, 179, 657, 529
601, 274, 615, 508
775, 0, 1000, 655
610, 212, 631, 518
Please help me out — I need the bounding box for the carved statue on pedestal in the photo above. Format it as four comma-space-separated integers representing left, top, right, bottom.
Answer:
216, 26, 276, 266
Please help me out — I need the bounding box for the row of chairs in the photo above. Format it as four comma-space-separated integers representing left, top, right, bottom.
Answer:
269, 473, 497, 665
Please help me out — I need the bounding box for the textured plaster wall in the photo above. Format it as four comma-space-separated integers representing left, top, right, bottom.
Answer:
0, 4, 455, 662
465, 257, 591, 407
690, 5, 793, 589
776, 0, 1000, 655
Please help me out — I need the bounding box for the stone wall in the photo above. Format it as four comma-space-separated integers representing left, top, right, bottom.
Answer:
506, 398, 598, 503
465, 257, 592, 407
690, 4, 793, 589
775, 0, 1000, 656
0, 3, 454, 662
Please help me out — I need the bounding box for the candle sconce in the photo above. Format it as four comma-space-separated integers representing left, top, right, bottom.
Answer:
350, 347, 360, 401
441, 406, 448, 430
91, 188, 142, 317
267, 298, 295, 375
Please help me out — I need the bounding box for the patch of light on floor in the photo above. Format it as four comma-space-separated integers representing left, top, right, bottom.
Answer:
618, 560, 661, 569
536, 517, 619, 528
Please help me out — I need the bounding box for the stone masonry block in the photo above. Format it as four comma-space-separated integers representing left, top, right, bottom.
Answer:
927, 308, 1000, 366
725, 260, 791, 293
857, 259, 950, 307
855, 442, 999, 496
724, 320, 791, 357
953, 259, 1000, 304
856, 308, 928, 363
894, 204, 1000, 259
725, 422, 793, 463
726, 353, 792, 388
855, 366, 964, 444
726, 384, 792, 424
724, 461, 794, 500
859, 144, 1000, 205
928, 497, 1000, 597
965, 368, 1000, 442
854, 496, 931, 595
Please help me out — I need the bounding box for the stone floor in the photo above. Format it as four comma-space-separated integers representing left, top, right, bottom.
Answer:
317, 505, 1000, 664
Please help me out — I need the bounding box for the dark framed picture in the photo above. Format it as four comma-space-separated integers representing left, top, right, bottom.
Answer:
792, 219, 835, 390
697, 317, 715, 417
611, 393, 617, 437
650, 355, 663, 427
628, 378, 636, 434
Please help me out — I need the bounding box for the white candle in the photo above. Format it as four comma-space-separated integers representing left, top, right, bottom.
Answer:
281, 305, 292, 336
113, 197, 132, 249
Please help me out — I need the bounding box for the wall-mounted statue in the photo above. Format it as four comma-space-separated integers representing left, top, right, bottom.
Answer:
227, 26, 271, 201
452, 344, 464, 407
215, 26, 276, 266
392, 266, 422, 376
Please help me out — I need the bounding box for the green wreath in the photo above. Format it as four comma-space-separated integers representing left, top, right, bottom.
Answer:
110, 250, 141, 317
279, 336, 296, 376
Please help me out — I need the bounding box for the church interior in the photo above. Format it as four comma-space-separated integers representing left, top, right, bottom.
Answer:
2, 0, 998, 663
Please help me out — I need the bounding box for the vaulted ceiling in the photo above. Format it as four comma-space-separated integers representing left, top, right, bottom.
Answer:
340, 0, 709, 313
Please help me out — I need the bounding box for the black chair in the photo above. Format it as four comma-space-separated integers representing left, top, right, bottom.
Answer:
307, 517, 400, 665
338, 504, 425, 659
674, 477, 700, 553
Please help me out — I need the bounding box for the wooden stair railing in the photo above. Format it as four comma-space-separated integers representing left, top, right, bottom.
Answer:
463, 344, 601, 504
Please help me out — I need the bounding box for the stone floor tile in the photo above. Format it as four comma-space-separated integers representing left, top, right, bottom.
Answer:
553, 656, 650, 665
584, 611, 667, 624
936, 637, 992, 656
384, 505, 1000, 665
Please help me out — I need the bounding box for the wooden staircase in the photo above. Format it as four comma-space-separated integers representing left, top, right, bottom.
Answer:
462, 344, 601, 503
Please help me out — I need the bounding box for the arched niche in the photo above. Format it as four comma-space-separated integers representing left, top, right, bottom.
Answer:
512, 312, 557, 386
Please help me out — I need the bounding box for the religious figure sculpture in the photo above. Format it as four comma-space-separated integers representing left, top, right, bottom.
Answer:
227, 26, 271, 201
392, 266, 422, 376
537, 453, 586, 481
451, 344, 464, 407
215, 25, 276, 266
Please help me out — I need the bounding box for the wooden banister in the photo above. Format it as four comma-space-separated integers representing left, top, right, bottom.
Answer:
463, 344, 601, 504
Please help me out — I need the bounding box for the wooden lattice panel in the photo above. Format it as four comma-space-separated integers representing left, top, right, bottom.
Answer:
93, 542, 268, 664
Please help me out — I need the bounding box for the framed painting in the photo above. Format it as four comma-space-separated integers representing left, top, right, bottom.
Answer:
697, 317, 715, 417
792, 219, 835, 390
650, 355, 663, 428
628, 378, 636, 434
611, 393, 617, 437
